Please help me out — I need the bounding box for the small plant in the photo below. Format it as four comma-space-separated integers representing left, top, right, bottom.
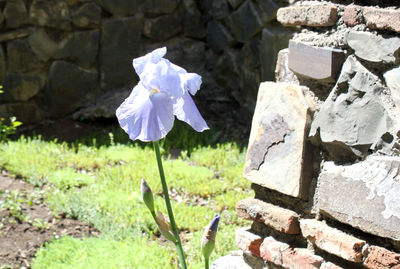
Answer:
0, 190, 28, 223
0, 86, 22, 141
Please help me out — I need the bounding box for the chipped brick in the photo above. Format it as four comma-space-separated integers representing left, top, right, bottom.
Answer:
277, 5, 338, 27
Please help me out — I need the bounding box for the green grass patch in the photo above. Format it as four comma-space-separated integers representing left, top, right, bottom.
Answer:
0, 133, 252, 268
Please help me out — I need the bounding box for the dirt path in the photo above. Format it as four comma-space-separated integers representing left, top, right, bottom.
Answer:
0, 172, 98, 269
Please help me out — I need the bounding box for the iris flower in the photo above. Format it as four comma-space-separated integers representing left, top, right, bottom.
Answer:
116, 47, 209, 142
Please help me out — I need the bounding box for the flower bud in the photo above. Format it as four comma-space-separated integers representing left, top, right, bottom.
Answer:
141, 178, 155, 215
154, 211, 176, 243
201, 214, 220, 260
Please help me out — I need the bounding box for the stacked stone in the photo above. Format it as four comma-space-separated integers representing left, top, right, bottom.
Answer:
0, 0, 292, 127
227, 1, 400, 269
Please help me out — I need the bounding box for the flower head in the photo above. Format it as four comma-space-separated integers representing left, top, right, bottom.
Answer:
116, 47, 209, 142
141, 178, 155, 215
201, 214, 220, 260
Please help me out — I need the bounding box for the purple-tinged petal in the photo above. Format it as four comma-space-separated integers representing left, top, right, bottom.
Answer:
181, 73, 202, 95
132, 47, 167, 77
116, 84, 174, 142
173, 92, 209, 132
209, 214, 220, 232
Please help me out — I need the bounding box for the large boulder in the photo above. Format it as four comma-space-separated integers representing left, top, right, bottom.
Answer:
7, 38, 42, 72
30, 0, 71, 30
71, 2, 101, 28
4, 0, 28, 29
309, 56, 392, 163
99, 0, 141, 16
1, 72, 45, 102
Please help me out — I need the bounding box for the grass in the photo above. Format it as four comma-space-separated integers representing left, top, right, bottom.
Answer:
0, 124, 252, 268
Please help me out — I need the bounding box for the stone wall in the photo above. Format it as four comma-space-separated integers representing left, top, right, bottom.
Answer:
227, 1, 400, 268
0, 0, 292, 127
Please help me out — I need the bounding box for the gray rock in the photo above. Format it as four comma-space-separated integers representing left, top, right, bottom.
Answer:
99, 0, 141, 16
142, 0, 180, 15
228, 0, 245, 9
30, 0, 71, 30
1, 72, 45, 102
0, 102, 44, 124
0, 10, 4, 27
211, 0, 229, 20
346, 30, 400, 64
238, 68, 260, 111
242, 37, 261, 70
55, 30, 99, 67
207, 20, 233, 53
274, 49, 299, 85
214, 49, 241, 94
73, 89, 130, 120
243, 82, 316, 199
4, 0, 28, 28
384, 66, 400, 116
144, 14, 182, 41
71, 2, 101, 28
7, 38, 42, 72
100, 15, 143, 91
183, 0, 206, 38
47, 61, 98, 117
0, 28, 34, 43
211, 251, 270, 269
318, 156, 400, 240
0, 47, 5, 83
253, 0, 278, 24
226, 0, 263, 42
309, 56, 392, 162
28, 29, 58, 62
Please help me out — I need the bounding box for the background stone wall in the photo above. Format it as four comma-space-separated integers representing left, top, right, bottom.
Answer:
231, 1, 400, 269
0, 0, 292, 133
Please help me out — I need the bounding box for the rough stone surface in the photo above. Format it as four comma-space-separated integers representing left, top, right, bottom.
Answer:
236, 198, 300, 234
142, 0, 180, 15
207, 20, 233, 53
253, 0, 278, 24
100, 16, 143, 91
343, 5, 362, 27
228, 0, 245, 9
277, 5, 338, 27
54, 30, 99, 67
364, 7, 400, 34
30, 0, 71, 29
28, 29, 58, 62
275, 49, 299, 85
99, 0, 141, 16
364, 246, 400, 269
0, 102, 43, 124
288, 40, 345, 81
320, 262, 343, 269
384, 66, 400, 116
144, 14, 182, 41
281, 248, 324, 269
210, 0, 229, 20
318, 156, 400, 241
4, 0, 28, 29
300, 219, 366, 263
0, 10, 3, 26
236, 227, 263, 257
183, 0, 206, 38
71, 2, 101, 28
0, 28, 34, 43
1, 72, 45, 102
226, 0, 264, 43
243, 82, 315, 199
73, 89, 130, 120
211, 250, 269, 269
346, 30, 400, 64
309, 56, 391, 162
0, 47, 5, 83
7, 39, 42, 72
47, 61, 97, 117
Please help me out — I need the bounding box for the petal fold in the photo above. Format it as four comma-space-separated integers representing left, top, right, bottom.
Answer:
173, 92, 209, 132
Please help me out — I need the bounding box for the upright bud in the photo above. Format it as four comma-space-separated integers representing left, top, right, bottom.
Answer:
141, 178, 155, 215
201, 214, 220, 260
154, 211, 176, 243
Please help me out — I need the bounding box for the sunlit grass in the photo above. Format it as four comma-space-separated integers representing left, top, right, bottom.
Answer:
0, 128, 252, 268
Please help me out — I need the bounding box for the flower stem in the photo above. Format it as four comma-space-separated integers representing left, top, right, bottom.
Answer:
154, 141, 187, 269
205, 258, 210, 269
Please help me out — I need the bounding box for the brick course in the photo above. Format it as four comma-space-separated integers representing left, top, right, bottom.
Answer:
364, 246, 400, 269
277, 5, 338, 27
236, 227, 263, 257
364, 7, 400, 33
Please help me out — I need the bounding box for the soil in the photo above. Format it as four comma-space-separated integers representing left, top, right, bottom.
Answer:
0, 172, 99, 269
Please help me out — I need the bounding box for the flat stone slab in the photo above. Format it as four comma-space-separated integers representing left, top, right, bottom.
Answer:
288, 40, 345, 81
318, 156, 400, 241
244, 82, 315, 199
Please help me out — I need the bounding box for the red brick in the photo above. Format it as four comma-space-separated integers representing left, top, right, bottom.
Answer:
277, 5, 338, 27
282, 248, 324, 269
236, 227, 263, 257
300, 219, 366, 263
364, 7, 400, 33
259, 236, 289, 265
343, 5, 362, 27
236, 198, 300, 234
320, 262, 343, 269
364, 246, 400, 269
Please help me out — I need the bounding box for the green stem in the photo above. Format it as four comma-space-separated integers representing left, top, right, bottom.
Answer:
205, 257, 209, 269
154, 141, 187, 269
